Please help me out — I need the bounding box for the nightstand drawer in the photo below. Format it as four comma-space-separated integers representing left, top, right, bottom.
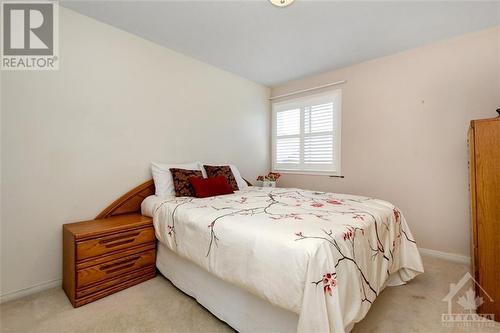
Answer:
77, 249, 155, 288
76, 267, 155, 298
77, 227, 155, 260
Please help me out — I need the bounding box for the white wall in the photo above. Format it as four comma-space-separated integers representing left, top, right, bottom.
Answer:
0, 8, 269, 298
271, 27, 500, 258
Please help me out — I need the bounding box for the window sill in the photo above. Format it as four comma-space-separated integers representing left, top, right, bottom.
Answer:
272, 170, 344, 178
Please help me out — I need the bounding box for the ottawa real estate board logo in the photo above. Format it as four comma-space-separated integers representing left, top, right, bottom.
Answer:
1, 0, 59, 70
442, 272, 494, 327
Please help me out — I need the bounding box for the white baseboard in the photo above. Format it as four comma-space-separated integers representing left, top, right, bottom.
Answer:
419, 247, 470, 265
0, 278, 62, 304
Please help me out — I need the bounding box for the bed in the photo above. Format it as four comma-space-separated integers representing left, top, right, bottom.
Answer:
138, 185, 424, 333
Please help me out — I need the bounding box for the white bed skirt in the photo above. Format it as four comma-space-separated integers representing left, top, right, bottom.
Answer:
156, 242, 299, 333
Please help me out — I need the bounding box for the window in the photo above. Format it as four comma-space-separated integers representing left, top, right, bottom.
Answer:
272, 89, 341, 175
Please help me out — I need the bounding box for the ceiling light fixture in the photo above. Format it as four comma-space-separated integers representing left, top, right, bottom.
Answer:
269, 0, 295, 8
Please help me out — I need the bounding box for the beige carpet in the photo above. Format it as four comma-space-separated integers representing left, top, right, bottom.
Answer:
1, 255, 499, 333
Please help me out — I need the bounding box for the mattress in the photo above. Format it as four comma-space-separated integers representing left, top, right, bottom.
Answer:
142, 186, 423, 332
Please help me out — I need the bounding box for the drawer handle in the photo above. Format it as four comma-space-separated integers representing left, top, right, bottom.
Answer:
102, 238, 136, 248
99, 232, 141, 248
103, 263, 136, 274
100, 256, 140, 273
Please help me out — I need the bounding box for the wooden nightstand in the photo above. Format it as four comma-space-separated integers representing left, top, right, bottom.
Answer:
63, 213, 156, 307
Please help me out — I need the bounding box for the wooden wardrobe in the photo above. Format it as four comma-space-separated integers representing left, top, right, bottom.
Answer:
468, 115, 500, 321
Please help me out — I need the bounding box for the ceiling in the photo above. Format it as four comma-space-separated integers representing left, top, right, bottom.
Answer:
62, 1, 500, 86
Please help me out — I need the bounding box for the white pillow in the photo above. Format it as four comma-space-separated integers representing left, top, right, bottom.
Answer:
229, 164, 248, 190
151, 161, 201, 197
199, 163, 248, 190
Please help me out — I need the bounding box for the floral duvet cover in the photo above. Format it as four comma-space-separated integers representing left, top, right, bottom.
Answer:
149, 186, 424, 333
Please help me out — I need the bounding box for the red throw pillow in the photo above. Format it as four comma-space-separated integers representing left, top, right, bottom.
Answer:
189, 176, 234, 198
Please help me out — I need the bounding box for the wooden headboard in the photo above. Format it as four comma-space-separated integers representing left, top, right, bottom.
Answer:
96, 178, 252, 219
96, 180, 155, 219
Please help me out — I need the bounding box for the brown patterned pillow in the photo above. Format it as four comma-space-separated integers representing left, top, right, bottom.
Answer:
169, 168, 203, 197
203, 165, 239, 191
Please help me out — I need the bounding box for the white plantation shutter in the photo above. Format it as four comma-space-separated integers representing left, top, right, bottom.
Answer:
272, 90, 341, 174
275, 108, 300, 165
